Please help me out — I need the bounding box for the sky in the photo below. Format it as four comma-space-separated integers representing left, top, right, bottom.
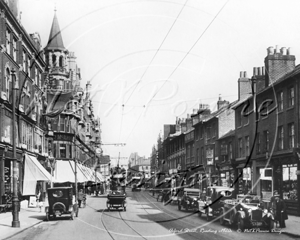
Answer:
19, 0, 300, 165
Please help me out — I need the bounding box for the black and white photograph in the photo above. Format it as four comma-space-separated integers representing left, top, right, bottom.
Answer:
0, 0, 300, 239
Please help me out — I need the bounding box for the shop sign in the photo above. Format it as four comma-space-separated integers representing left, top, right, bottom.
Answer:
54, 133, 74, 142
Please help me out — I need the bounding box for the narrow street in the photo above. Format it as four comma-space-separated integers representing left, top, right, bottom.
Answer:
7, 189, 293, 240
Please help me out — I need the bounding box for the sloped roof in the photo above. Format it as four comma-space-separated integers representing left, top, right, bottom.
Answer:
217, 129, 235, 141
46, 12, 65, 51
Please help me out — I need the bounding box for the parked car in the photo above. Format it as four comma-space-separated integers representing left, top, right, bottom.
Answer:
198, 186, 235, 220
219, 194, 274, 232
178, 188, 200, 211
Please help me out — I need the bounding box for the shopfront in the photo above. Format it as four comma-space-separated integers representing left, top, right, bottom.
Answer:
273, 155, 299, 216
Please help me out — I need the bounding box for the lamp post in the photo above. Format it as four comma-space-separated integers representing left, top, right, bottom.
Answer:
11, 68, 20, 227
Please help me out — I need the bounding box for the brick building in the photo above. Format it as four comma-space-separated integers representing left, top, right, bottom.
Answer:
233, 46, 300, 215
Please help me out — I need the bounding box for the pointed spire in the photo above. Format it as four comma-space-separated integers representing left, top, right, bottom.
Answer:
46, 10, 65, 51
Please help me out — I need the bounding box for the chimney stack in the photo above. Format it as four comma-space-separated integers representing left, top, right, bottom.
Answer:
265, 45, 295, 85
238, 71, 251, 101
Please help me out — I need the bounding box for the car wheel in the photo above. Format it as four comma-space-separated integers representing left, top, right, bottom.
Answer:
237, 215, 245, 232
220, 208, 225, 225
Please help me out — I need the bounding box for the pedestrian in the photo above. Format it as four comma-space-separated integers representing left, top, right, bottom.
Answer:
272, 193, 288, 228
78, 189, 84, 208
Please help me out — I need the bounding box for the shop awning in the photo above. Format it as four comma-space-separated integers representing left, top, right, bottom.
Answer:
53, 160, 89, 183
23, 154, 52, 195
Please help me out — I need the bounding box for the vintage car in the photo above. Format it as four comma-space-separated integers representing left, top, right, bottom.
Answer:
178, 188, 200, 211
219, 194, 274, 232
132, 183, 141, 192
107, 190, 127, 211
45, 187, 78, 221
198, 186, 235, 220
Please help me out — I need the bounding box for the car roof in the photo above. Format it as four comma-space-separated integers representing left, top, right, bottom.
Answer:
208, 186, 235, 192
184, 188, 200, 192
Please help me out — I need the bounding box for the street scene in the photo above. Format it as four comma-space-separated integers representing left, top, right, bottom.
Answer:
0, 0, 300, 239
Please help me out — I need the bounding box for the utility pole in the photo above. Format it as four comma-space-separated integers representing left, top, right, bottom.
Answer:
11, 68, 20, 227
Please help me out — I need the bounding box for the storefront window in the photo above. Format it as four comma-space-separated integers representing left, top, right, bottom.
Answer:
282, 164, 298, 201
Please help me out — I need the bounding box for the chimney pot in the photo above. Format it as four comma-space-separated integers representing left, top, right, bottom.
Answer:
243, 71, 247, 78
257, 67, 261, 75
253, 67, 258, 76
261, 66, 265, 75
267, 47, 274, 55
281, 47, 287, 55
275, 45, 279, 54
240, 71, 243, 78
287, 47, 291, 55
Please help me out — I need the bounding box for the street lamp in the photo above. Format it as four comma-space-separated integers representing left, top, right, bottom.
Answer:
11, 68, 20, 228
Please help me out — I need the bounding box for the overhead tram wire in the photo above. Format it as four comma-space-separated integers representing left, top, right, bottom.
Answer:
123, 0, 189, 106
118, 0, 189, 145
147, 0, 230, 104
123, 0, 230, 142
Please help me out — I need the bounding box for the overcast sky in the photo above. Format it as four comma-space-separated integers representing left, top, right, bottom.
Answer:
19, 0, 300, 165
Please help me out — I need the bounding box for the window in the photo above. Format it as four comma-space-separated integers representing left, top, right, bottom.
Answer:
288, 87, 294, 107
264, 130, 269, 153
238, 138, 243, 158
237, 111, 242, 127
59, 143, 66, 158
27, 57, 31, 77
282, 164, 297, 201
278, 91, 283, 111
200, 127, 203, 139
196, 148, 199, 164
59, 116, 65, 132
35, 67, 38, 85
229, 143, 233, 160
39, 71, 42, 87
13, 37, 17, 61
212, 123, 216, 137
256, 133, 261, 154
23, 50, 26, 70
5, 68, 11, 102
6, 29, 10, 54
245, 136, 250, 156
278, 126, 284, 150
288, 123, 295, 149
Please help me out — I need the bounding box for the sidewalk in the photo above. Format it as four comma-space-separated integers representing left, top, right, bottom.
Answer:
147, 190, 300, 238
0, 200, 46, 240
281, 215, 300, 238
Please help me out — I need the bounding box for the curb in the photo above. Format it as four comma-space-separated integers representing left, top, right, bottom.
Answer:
2, 220, 44, 240
281, 231, 300, 239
